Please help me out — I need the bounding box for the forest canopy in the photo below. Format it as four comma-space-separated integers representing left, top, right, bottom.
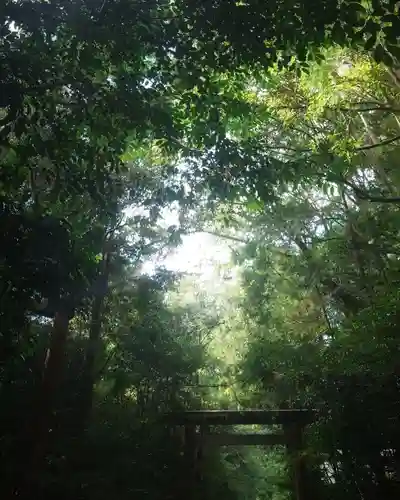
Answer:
1, 1, 400, 499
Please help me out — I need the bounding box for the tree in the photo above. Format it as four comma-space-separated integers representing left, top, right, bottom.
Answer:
2, 1, 400, 499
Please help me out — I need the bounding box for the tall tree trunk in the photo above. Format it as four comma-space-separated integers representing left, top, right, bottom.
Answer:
76, 251, 111, 433
13, 309, 71, 499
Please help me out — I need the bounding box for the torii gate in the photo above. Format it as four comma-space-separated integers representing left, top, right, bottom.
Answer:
165, 409, 313, 500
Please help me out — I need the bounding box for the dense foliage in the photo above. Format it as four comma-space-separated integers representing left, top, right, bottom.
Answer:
1, 1, 400, 499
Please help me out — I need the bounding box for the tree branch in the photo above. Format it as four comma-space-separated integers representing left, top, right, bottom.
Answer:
189, 229, 249, 244
340, 177, 400, 203
357, 134, 400, 150
340, 105, 400, 113
96, 351, 115, 378
357, 194, 400, 203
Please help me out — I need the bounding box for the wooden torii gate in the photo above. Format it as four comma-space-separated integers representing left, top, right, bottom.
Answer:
165, 409, 313, 500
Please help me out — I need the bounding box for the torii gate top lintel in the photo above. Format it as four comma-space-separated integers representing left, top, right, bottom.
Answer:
163, 408, 313, 426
